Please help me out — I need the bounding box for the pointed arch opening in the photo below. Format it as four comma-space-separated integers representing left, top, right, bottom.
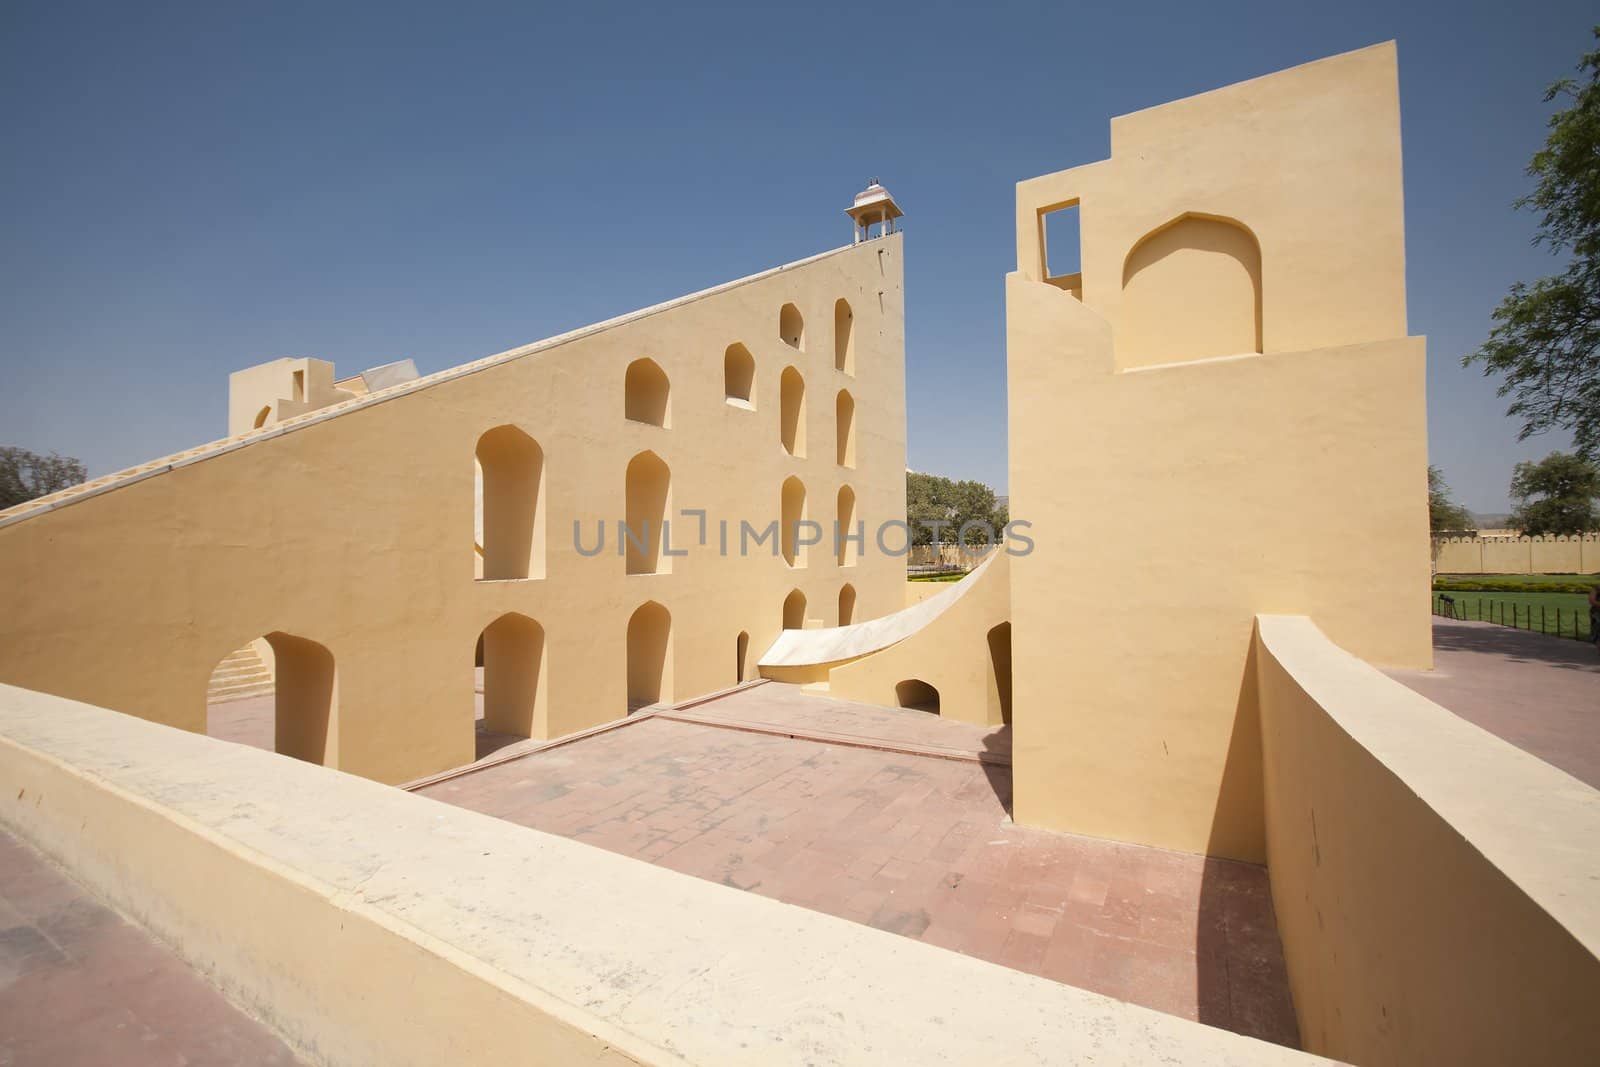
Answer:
477, 613, 546, 748
624, 357, 671, 427
838, 583, 857, 625
779, 302, 805, 350
835, 389, 856, 468
625, 450, 672, 575
783, 588, 807, 630
780, 366, 806, 456
627, 600, 672, 711
475, 425, 544, 581
834, 298, 854, 374
206, 633, 337, 766
781, 475, 808, 568
988, 622, 1013, 726
895, 679, 940, 715
836, 485, 857, 567
724, 343, 756, 408
1119, 213, 1262, 369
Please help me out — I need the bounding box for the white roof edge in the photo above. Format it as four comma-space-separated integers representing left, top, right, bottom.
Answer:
0, 242, 865, 532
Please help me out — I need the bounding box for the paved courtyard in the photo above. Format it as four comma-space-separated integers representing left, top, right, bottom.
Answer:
1387, 618, 1600, 790
415, 684, 1302, 1048
0, 829, 302, 1065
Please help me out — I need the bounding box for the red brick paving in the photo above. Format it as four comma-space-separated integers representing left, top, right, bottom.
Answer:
0, 829, 301, 1066
416, 685, 1301, 1048
1387, 618, 1600, 790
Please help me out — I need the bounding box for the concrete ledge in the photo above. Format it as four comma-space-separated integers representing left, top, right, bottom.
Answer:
1254, 615, 1600, 1065
0, 682, 1324, 1066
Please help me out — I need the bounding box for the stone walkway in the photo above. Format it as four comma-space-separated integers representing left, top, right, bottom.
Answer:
416, 684, 1301, 1048
0, 829, 301, 1065
1387, 618, 1600, 790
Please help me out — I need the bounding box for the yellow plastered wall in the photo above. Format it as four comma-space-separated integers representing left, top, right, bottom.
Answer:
0, 239, 906, 785
1006, 43, 1432, 861
1254, 616, 1600, 1065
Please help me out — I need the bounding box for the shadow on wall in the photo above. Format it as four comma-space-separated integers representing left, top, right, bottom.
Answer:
1195, 634, 1297, 1049
979, 725, 1013, 816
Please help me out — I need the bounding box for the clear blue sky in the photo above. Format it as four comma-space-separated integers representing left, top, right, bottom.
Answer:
1, 1, 1592, 513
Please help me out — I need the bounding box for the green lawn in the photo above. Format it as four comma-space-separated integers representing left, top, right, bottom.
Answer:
1435, 572, 1598, 594
1432, 589, 1594, 640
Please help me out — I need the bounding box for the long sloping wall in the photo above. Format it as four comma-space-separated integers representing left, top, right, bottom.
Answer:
0, 683, 1328, 1067
0, 239, 906, 785
1006, 43, 1431, 861
1254, 615, 1600, 1065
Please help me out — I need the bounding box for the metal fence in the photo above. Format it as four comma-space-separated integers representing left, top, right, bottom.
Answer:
1432, 593, 1595, 643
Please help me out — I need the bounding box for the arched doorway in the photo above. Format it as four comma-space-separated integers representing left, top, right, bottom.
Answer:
895, 679, 940, 715
627, 601, 672, 712
477, 612, 545, 744
206, 632, 337, 765
475, 425, 545, 580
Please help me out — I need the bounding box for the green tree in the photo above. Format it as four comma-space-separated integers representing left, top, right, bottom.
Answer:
1428, 465, 1474, 533
0, 447, 87, 510
1508, 451, 1600, 535
1465, 29, 1600, 459
905, 471, 1008, 546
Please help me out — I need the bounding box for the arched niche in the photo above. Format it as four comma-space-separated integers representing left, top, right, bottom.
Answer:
625, 358, 671, 427
781, 475, 807, 567
625, 450, 672, 575
834, 298, 854, 374
780, 366, 806, 456
780, 302, 805, 350
838, 583, 857, 625
836, 485, 857, 567
782, 588, 807, 630
724, 343, 755, 407
836, 389, 856, 468
1118, 213, 1262, 369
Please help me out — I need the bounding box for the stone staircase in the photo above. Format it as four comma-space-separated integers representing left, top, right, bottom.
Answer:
207, 643, 274, 703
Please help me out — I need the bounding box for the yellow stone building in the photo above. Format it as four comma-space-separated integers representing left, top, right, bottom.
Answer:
2, 41, 1597, 1067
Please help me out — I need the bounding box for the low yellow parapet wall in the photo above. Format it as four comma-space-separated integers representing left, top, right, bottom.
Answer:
1254, 615, 1600, 1066
1434, 534, 1600, 575
0, 683, 1324, 1066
